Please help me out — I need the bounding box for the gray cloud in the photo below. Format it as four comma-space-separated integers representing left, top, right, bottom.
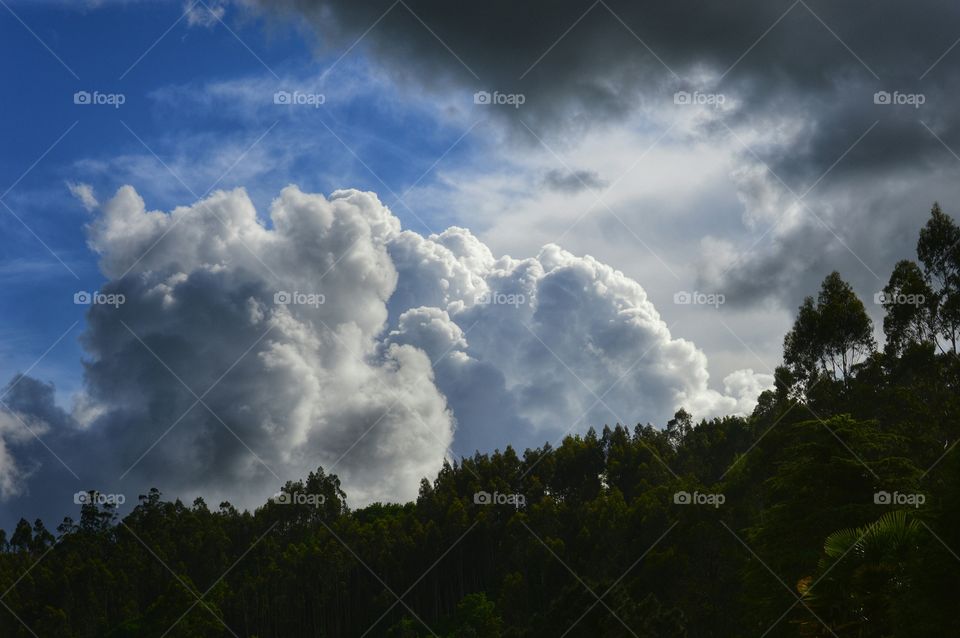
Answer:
79, 185, 452, 508
541, 168, 608, 194
0, 376, 73, 501
384, 223, 770, 444
245, 0, 960, 155
2, 184, 769, 527
243, 0, 960, 306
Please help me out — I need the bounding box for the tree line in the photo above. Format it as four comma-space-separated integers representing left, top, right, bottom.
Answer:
1, 204, 959, 637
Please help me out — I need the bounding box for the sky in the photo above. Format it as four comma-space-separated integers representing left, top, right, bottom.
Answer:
2, 0, 960, 526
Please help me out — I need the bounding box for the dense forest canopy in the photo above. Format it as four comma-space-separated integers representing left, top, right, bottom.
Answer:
1, 203, 959, 636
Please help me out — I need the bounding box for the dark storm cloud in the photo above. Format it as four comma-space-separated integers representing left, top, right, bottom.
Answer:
0, 375, 82, 523
542, 168, 608, 194
250, 0, 960, 175
2, 376, 73, 432
248, 0, 960, 305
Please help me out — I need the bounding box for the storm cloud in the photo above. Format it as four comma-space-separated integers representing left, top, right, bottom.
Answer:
244, 0, 960, 306
1, 184, 769, 525
245, 0, 960, 174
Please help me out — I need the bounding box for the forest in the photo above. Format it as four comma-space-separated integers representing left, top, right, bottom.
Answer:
1, 203, 959, 637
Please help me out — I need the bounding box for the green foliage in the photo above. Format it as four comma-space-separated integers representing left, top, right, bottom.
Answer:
1, 204, 959, 637
882, 260, 936, 356
917, 202, 960, 351
784, 271, 875, 388
799, 511, 924, 637
446, 593, 502, 637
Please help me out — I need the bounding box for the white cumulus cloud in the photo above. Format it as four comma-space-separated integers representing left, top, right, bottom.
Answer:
3, 184, 771, 518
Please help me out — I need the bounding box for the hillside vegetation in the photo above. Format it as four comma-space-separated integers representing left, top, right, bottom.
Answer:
2, 204, 959, 637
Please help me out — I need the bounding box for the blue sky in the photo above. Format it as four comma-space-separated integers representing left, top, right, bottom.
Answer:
5, 0, 958, 521
1, 0, 481, 403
